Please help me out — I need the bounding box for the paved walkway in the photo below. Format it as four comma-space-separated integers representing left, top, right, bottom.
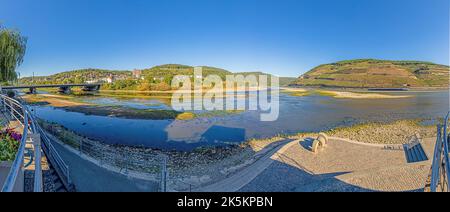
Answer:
197, 136, 434, 192
44, 131, 435, 192
49, 135, 159, 192
196, 139, 295, 192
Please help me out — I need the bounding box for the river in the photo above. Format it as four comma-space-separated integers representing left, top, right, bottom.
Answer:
30, 90, 449, 151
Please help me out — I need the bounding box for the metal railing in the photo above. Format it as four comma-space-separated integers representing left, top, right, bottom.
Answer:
0, 95, 35, 192
0, 94, 74, 192
34, 116, 73, 190
429, 112, 450, 192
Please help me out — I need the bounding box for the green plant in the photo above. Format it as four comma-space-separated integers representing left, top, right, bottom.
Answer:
6, 90, 15, 98
0, 25, 27, 82
0, 129, 21, 161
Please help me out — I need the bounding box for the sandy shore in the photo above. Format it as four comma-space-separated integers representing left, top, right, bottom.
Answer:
280, 87, 308, 92
317, 90, 412, 99
281, 87, 413, 99
22, 94, 90, 107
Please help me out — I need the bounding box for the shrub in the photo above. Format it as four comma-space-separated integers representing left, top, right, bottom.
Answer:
6, 90, 15, 98
0, 129, 21, 161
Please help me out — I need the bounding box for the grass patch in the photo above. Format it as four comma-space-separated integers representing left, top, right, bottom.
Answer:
283, 89, 336, 97
176, 112, 196, 120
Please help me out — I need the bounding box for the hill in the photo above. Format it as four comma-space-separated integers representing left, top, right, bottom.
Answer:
141, 64, 233, 80
19, 64, 295, 89
19, 69, 130, 85
291, 59, 449, 88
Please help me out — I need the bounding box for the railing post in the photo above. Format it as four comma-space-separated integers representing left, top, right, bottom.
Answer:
2, 98, 5, 112
443, 114, 450, 192
1, 108, 28, 192
9, 100, 13, 118
31, 133, 43, 192
66, 166, 71, 186
79, 139, 83, 155
430, 124, 442, 192
124, 152, 129, 174
160, 156, 168, 192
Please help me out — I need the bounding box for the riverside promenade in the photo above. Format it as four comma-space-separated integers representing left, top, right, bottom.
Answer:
199, 137, 434, 192
48, 134, 159, 192
40, 128, 434, 192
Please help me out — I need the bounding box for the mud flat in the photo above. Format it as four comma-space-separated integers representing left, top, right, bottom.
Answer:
316, 90, 412, 99
22, 94, 89, 107
22, 93, 243, 120
281, 88, 412, 99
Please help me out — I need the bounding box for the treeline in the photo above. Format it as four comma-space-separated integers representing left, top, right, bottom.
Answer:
0, 25, 27, 84
20, 68, 130, 85
19, 64, 295, 91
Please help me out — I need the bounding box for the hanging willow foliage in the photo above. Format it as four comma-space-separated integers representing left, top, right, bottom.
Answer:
0, 25, 27, 83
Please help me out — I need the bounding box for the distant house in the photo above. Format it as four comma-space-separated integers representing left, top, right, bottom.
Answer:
132, 69, 143, 79
100, 74, 114, 83
105, 77, 113, 83
153, 76, 165, 82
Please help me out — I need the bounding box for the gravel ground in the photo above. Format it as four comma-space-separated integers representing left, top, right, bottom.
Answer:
327, 120, 436, 144
240, 137, 435, 192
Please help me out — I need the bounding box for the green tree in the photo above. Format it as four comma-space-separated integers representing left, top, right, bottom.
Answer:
0, 25, 27, 83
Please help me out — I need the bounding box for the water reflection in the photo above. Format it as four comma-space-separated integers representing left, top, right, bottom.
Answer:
32, 91, 449, 151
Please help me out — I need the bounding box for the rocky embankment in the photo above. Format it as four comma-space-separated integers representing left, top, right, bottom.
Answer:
39, 120, 287, 190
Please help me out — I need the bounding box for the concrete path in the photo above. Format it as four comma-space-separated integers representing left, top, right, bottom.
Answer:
239, 137, 435, 192
45, 132, 435, 192
196, 139, 296, 192
49, 137, 159, 192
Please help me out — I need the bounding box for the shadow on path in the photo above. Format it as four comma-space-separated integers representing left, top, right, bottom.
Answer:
51, 139, 159, 192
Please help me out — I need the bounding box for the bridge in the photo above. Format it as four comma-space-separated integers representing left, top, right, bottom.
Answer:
1, 83, 101, 94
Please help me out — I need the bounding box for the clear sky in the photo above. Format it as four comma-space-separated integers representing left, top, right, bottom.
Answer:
1, 0, 449, 77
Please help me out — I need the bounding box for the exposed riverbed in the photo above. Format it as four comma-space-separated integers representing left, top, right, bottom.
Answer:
24, 89, 449, 151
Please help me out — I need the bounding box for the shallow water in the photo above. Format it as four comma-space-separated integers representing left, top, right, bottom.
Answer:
31, 90, 449, 151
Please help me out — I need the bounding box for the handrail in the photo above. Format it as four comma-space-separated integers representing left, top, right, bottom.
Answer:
24, 103, 73, 190
0, 94, 73, 192
442, 112, 450, 191
34, 119, 71, 186
430, 124, 442, 192
429, 112, 450, 192
1, 105, 29, 192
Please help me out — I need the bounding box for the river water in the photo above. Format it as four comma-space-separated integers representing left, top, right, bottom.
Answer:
30, 90, 449, 151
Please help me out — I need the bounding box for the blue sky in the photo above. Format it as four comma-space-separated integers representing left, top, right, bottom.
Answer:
1, 0, 449, 77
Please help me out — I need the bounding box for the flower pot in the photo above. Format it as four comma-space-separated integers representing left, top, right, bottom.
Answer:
0, 161, 24, 192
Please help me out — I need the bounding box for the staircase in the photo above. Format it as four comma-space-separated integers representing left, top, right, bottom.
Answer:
47, 163, 68, 192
